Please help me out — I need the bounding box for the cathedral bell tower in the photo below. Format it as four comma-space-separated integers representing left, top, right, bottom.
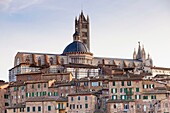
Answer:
74, 11, 90, 50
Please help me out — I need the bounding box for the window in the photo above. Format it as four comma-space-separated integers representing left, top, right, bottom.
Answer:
38, 106, 41, 111
129, 88, 133, 93
143, 96, 148, 100
43, 92, 46, 96
38, 57, 41, 66
124, 88, 128, 93
14, 87, 17, 91
21, 86, 24, 90
120, 95, 127, 100
121, 81, 124, 86
16, 58, 20, 65
143, 84, 148, 89
5, 103, 9, 106
32, 84, 34, 89
48, 106, 51, 111
36, 92, 40, 97
150, 84, 154, 88
61, 103, 64, 109
20, 108, 24, 112
78, 96, 80, 100
32, 92, 34, 97
54, 92, 58, 96
84, 82, 88, 86
49, 57, 53, 65
127, 81, 131, 86
48, 92, 52, 96
4, 94, 8, 99
150, 104, 153, 108
32, 107, 35, 112
80, 105, 82, 109
120, 88, 123, 93
27, 107, 30, 112
136, 104, 140, 109
70, 105, 72, 109
112, 95, 117, 100
85, 104, 88, 108
111, 88, 117, 93
151, 95, 156, 99
26, 93, 30, 98
77, 105, 79, 109
85, 96, 88, 100
13, 108, 16, 112
136, 88, 139, 92
135, 95, 141, 100
124, 104, 129, 110
92, 82, 98, 86
38, 84, 40, 88
73, 104, 75, 109
40, 92, 43, 96
71, 97, 74, 101
58, 103, 60, 109
44, 83, 46, 88
114, 104, 116, 109
112, 81, 116, 86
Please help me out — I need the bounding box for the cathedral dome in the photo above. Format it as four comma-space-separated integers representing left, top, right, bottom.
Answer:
63, 41, 90, 54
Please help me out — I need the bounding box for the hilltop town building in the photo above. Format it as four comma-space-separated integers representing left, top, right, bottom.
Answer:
5, 11, 170, 113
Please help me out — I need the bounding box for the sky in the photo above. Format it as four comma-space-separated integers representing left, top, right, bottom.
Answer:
0, 0, 170, 82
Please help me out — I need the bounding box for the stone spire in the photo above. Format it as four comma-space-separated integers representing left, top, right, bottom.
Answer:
133, 48, 136, 59
142, 45, 146, 60
136, 42, 142, 60
148, 53, 150, 59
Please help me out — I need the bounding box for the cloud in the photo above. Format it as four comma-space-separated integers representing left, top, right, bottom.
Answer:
0, 0, 43, 12
0, 0, 12, 11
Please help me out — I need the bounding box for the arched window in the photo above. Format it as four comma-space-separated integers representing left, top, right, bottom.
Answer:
49, 57, 53, 65
25, 56, 30, 64
61, 58, 64, 64
16, 58, 20, 65
38, 57, 41, 66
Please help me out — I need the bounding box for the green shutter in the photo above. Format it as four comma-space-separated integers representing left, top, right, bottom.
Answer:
26, 93, 28, 97
124, 88, 127, 93
136, 88, 139, 92
38, 84, 40, 88
54, 92, 58, 96
85, 104, 88, 108
120, 88, 122, 93
58, 103, 60, 109
113, 81, 115, 86
122, 81, 124, 86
